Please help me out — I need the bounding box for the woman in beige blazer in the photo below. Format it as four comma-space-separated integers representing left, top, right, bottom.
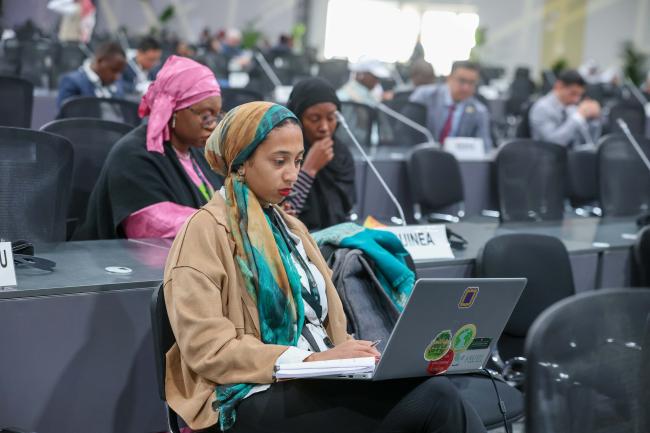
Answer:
163, 101, 485, 433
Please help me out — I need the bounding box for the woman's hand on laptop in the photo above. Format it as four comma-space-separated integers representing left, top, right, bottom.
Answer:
304, 340, 380, 362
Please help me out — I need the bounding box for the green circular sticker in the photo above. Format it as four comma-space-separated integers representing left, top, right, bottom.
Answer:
424, 330, 452, 361
452, 324, 477, 352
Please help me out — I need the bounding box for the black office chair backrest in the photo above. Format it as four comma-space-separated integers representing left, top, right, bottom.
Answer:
597, 133, 650, 217
221, 88, 264, 112
607, 99, 646, 137
0, 127, 73, 242
58, 96, 141, 127
633, 225, 650, 287
40, 118, 133, 234
496, 139, 568, 222
18, 39, 55, 88
0, 75, 34, 128
514, 100, 534, 138
476, 233, 575, 360
150, 283, 182, 433
525, 289, 650, 433
51, 42, 88, 88
407, 144, 463, 213
567, 148, 599, 207
377, 100, 428, 147
337, 101, 376, 148
316, 59, 350, 90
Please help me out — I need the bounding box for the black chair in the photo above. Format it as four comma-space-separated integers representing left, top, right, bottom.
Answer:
597, 133, 650, 217
316, 59, 349, 90
40, 118, 133, 237
336, 101, 376, 148
407, 144, 464, 222
606, 99, 646, 137
633, 225, 650, 287
0, 127, 73, 242
525, 289, 650, 433
58, 96, 141, 127
377, 101, 428, 147
476, 233, 576, 383
221, 88, 264, 112
18, 40, 56, 88
567, 148, 599, 212
496, 139, 568, 222
150, 284, 183, 433
0, 76, 34, 128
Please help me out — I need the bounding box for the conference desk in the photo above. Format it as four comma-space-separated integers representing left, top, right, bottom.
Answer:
352, 146, 498, 223
0, 217, 639, 432
0, 239, 171, 433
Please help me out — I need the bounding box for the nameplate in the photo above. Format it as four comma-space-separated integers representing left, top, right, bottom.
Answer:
0, 242, 17, 287
379, 225, 454, 261
444, 137, 486, 160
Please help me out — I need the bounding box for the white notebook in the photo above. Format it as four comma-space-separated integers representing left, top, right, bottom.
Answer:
275, 357, 376, 379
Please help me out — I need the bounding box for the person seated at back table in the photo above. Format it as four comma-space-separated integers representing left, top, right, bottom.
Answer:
529, 69, 602, 147
409, 60, 492, 151
121, 35, 163, 95
56, 40, 127, 108
74, 56, 223, 240
337, 58, 391, 106
162, 100, 487, 433
284, 77, 356, 231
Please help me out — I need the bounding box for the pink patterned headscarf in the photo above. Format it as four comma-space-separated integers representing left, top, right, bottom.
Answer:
138, 55, 221, 153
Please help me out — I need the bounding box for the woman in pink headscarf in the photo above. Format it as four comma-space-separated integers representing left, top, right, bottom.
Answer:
74, 55, 224, 240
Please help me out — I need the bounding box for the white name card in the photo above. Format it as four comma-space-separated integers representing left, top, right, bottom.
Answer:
444, 137, 486, 160
0, 242, 17, 287
379, 224, 454, 261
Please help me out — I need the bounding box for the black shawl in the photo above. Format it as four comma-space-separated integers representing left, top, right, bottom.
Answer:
74, 124, 223, 240
286, 78, 356, 231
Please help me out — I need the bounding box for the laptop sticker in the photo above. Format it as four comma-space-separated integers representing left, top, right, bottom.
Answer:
424, 330, 452, 361
452, 324, 477, 352
427, 349, 455, 375
467, 337, 492, 350
458, 287, 479, 309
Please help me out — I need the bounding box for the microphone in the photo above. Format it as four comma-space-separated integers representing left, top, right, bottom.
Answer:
376, 102, 438, 147
617, 118, 650, 171
253, 51, 283, 87
336, 110, 407, 226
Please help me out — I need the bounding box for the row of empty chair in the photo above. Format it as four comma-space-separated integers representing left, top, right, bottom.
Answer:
408, 135, 650, 223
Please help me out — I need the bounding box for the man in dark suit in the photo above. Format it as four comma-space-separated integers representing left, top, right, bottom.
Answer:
56, 41, 127, 108
121, 36, 162, 95
410, 60, 492, 151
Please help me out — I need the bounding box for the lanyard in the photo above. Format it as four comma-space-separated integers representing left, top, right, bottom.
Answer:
265, 209, 334, 350
189, 155, 214, 202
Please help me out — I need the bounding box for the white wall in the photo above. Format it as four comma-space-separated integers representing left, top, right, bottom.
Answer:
583, 0, 650, 72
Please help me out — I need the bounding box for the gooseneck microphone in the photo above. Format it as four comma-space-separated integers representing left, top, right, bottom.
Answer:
336, 110, 407, 226
617, 118, 650, 171
376, 102, 438, 147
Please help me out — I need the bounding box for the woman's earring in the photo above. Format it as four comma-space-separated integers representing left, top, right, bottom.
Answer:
172, 113, 176, 129
237, 168, 245, 178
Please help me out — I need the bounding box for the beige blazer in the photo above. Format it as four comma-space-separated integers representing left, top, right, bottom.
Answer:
163, 194, 351, 430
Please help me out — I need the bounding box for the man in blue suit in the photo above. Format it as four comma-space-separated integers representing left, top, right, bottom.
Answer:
57, 41, 127, 108
410, 60, 492, 151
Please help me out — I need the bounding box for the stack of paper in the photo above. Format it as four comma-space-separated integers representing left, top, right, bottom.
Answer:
275, 357, 376, 379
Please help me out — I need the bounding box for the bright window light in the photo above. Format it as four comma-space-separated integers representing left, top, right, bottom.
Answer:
324, 0, 420, 63
421, 10, 479, 75
324, 1, 479, 76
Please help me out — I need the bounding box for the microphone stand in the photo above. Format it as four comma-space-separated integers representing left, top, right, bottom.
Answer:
617, 118, 650, 171
376, 102, 438, 148
336, 111, 407, 226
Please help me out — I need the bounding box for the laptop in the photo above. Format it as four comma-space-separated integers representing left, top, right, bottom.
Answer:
336, 277, 526, 381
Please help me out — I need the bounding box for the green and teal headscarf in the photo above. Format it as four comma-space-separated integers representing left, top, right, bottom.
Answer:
205, 102, 304, 430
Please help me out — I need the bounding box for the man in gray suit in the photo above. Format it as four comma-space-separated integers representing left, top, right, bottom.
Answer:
529, 69, 601, 146
409, 61, 492, 151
